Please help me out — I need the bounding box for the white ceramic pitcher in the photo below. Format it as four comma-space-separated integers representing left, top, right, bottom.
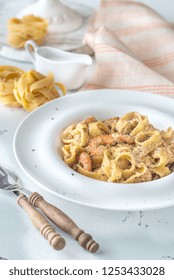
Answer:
25, 40, 93, 90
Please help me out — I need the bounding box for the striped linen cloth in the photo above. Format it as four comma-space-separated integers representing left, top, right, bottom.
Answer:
81, 0, 174, 98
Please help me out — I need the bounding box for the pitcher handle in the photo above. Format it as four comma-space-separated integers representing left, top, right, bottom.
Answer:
25, 40, 38, 65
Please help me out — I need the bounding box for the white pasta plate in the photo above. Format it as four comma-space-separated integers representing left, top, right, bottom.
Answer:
13, 89, 174, 211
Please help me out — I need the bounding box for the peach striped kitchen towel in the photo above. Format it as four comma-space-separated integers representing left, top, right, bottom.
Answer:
81, 0, 174, 97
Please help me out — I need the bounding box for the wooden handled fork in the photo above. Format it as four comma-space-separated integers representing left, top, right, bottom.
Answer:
0, 165, 65, 251
17, 195, 65, 251
28, 193, 99, 253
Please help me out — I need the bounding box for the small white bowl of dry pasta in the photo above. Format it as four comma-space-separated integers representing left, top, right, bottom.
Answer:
14, 89, 174, 210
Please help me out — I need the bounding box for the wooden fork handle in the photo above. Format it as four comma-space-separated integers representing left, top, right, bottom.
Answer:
28, 192, 99, 253
17, 194, 65, 251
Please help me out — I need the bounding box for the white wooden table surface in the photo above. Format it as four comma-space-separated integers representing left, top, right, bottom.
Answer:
0, 0, 174, 260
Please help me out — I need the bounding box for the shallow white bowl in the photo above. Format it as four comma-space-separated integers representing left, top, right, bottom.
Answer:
13, 89, 174, 211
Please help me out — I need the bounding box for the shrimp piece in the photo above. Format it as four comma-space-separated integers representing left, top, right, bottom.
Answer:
115, 134, 135, 144
78, 152, 92, 171
89, 145, 107, 157
89, 133, 134, 148
89, 134, 114, 147
86, 135, 115, 157
87, 133, 134, 156
82, 116, 96, 125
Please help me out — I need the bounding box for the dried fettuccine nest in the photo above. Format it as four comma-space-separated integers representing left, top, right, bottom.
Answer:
0, 66, 24, 107
13, 69, 66, 112
7, 15, 48, 48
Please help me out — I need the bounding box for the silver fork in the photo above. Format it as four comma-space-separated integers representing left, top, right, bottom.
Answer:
0, 164, 99, 253
0, 165, 65, 251
0, 166, 25, 194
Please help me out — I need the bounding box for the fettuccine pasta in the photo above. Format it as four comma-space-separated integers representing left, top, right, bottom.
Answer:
0, 66, 66, 111
14, 69, 66, 111
61, 112, 174, 183
0, 66, 24, 107
7, 15, 48, 48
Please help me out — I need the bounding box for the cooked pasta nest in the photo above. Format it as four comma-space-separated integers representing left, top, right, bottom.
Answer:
61, 112, 174, 183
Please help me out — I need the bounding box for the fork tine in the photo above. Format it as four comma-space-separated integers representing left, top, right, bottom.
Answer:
6, 168, 18, 181
0, 166, 18, 181
0, 167, 8, 177
4, 184, 19, 191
